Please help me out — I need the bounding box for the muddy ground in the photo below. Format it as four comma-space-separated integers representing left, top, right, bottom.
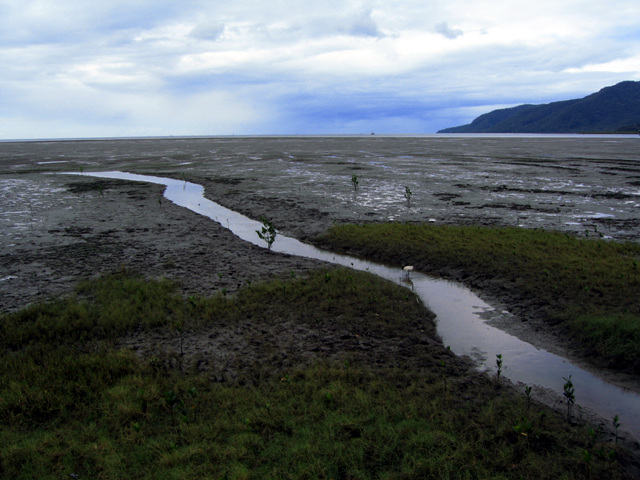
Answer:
2, 136, 640, 421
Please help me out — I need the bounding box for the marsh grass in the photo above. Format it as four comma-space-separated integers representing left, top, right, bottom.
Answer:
0, 270, 632, 479
1, 271, 182, 350
315, 223, 640, 373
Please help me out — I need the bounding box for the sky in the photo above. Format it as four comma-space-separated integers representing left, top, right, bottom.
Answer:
1, 0, 639, 139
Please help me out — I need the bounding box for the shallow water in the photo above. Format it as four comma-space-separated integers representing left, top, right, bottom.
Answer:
68, 170, 640, 439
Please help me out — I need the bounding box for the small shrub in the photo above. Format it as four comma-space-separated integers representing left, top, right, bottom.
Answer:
256, 216, 277, 250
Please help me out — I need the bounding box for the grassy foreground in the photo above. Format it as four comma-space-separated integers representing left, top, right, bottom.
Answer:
0, 269, 634, 479
315, 224, 640, 374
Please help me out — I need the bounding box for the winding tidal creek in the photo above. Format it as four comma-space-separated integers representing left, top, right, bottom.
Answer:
66, 170, 640, 440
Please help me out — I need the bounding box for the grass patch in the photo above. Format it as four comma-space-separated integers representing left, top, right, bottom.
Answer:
0, 270, 634, 478
315, 223, 640, 373
2, 271, 183, 350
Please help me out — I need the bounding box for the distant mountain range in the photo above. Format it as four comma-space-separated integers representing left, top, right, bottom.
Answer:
438, 81, 640, 134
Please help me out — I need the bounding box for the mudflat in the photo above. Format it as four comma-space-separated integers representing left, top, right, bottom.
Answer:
2, 135, 639, 315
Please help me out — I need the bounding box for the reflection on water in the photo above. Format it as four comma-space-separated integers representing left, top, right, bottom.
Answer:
64, 171, 640, 438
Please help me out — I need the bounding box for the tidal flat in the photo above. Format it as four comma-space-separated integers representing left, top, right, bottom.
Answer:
2, 135, 640, 313
1, 135, 640, 478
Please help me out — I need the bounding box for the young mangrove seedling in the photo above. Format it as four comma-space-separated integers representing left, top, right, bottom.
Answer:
187, 387, 197, 422
404, 185, 412, 207
351, 174, 359, 190
613, 415, 621, 444
563, 375, 576, 423
495, 353, 503, 383
324, 391, 334, 408
165, 390, 183, 426
524, 385, 533, 412
586, 427, 597, 449
513, 417, 533, 437
256, 216, 277, 250
173, 318, 185, 355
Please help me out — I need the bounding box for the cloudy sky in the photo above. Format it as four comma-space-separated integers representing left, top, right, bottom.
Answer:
1, 0, 639, 139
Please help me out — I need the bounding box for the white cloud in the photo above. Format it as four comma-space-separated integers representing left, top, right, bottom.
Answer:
564, 54, 640, 75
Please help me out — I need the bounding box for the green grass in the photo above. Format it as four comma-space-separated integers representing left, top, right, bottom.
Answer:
0, 270, 634, 479
315, 223, 640, 373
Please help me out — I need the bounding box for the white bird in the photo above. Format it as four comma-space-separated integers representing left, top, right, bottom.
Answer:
403, 265, 414, 279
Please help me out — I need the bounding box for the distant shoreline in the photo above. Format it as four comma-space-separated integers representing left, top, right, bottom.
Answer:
1, 132, 639, 143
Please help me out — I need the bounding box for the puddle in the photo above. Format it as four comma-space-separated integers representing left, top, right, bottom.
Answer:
63, 171, 640, 438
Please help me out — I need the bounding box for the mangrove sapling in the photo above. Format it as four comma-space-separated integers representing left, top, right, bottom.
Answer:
613, 415, 621, 444
256, 216, 277, 250
173, 317, 185, 355
324, 391, 334, 408
495, 354, 503, 383
586, 428, 598, 449
563, 375, 576, 423
524, 385, 533, 412
513, 417, 533, 438
404, 186, 412, 207
28, 203, 35, 232
186, 387, 197, 422
592, 444, 618, 464
165, 390, 183, 425
351, 174, 359, 191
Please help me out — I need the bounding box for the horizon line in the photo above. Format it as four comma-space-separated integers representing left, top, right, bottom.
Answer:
3, 132, 638, 143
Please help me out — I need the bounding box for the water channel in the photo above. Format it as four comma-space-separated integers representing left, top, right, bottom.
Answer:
66, 171, 640, 439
